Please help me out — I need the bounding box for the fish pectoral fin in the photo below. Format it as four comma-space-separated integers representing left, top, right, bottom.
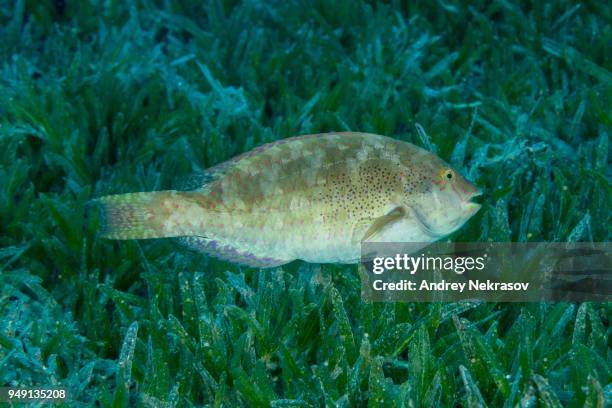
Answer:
353, 206, 406, 243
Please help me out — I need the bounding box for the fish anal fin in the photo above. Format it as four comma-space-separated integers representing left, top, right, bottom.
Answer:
177, 236, 290, 268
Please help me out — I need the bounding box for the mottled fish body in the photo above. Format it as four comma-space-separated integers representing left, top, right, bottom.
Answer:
95, 132, 481, 267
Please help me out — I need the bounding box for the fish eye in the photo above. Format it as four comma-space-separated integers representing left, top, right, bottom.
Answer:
442, 168, 455, 182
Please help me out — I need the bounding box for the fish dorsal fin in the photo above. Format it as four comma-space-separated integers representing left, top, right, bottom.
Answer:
174, 170, 218, 191
175, 133, 372, 191
352, 206, 406, 243
172, 139, 293, 191
177, 236, 290, 268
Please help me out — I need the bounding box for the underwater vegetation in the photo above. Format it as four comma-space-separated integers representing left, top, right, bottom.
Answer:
0, 0, 610, 406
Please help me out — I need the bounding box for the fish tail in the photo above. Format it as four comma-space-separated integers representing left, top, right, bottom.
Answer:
90, 191, 187, 240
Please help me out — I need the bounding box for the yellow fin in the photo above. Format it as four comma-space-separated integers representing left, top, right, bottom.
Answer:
353, 206, 406, 243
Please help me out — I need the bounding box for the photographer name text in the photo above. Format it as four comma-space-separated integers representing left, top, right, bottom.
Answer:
372, 279, 529, 292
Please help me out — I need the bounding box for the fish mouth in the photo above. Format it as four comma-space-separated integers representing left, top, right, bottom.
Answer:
465, 202, 481, 216
464, 188, 483, 216
410, 187, 483, 238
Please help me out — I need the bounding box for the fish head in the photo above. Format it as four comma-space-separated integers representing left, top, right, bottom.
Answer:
400, 154, 482, 239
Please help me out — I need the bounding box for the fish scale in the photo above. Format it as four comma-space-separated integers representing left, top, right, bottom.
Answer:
93, 132, 481, 267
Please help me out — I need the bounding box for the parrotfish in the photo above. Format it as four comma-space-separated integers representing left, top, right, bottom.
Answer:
94, 132, 481, 267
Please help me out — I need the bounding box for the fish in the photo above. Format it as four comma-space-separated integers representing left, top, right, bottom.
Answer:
92, 132, 482, 267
